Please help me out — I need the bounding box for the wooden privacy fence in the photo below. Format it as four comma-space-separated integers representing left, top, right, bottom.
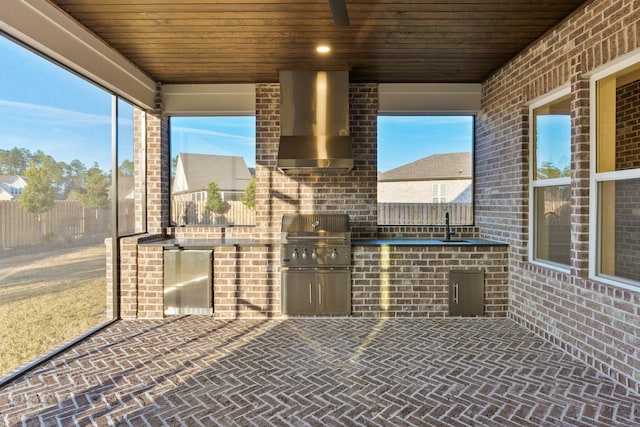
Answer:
378, 203, 473, 225
171, 200, 256, 226
0, 200, 110, 249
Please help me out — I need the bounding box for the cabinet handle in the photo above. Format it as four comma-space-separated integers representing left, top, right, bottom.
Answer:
309, 282, 313, 304
454, 283, 459, 304
318, 283, 322, 305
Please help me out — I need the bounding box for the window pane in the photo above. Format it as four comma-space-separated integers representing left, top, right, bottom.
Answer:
170, 116, 256, 226
117, 99, 146, 235
597, 69, 640, 173
0, 36, 112, 378
534, 185, 570, 265
377, 116, 474, 225
533, 95, 570, 180
598, 178, 640, 283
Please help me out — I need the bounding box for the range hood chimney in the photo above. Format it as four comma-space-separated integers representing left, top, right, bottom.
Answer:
277, 70, 353, 173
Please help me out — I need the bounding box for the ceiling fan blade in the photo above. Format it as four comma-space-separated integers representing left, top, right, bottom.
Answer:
328, 0, 350, 26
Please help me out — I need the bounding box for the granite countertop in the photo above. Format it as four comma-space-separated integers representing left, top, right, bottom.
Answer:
140, 238, 277, 249
352, 238, 508, 246
141, 237, 508, 249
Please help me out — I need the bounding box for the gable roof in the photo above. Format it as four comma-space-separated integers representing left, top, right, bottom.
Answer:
0, 175, 26, 186
378, 152, 472, 182
172, 153, 252, 194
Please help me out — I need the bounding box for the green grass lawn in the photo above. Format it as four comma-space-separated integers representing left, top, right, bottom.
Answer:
0, 245, 108, 376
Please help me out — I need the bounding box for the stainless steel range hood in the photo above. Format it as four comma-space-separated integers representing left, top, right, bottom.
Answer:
277, 70, 353, 173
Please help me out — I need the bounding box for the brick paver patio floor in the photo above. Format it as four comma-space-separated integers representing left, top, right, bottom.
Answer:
1, 317, 639, 426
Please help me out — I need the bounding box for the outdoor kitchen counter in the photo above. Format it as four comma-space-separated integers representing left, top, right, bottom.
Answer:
352, 238, 508, 246
139, 238, 277, 249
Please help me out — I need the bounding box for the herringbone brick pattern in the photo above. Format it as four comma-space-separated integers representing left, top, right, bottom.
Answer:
1, 318, 639, 426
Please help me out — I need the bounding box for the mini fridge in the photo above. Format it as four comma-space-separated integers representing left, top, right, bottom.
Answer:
164, 249, 213, 315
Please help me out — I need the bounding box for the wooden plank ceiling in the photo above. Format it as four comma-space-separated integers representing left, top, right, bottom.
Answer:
48, 0, 590, 84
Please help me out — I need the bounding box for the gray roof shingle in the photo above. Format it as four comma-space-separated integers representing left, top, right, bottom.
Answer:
173, 153, 252, 194
378, 152, 472, 182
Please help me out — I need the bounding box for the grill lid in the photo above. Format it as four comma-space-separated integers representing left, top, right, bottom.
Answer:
281, 214, 350, 234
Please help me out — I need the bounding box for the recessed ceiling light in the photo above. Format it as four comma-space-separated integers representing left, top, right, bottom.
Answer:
316, 45, 331, 54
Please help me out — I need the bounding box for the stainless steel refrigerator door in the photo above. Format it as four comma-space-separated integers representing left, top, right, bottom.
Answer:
164, 249, 213, 315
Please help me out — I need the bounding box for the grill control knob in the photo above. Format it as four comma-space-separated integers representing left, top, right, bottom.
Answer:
292, 249, 299, 259
311, 249, 318, 259
302, 249, 308, 259
331, 249, 338, 259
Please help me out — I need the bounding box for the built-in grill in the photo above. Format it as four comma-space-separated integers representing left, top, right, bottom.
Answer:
280, 214, 351, 315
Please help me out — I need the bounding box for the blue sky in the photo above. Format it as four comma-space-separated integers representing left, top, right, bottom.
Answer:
170, 117, 256, 168
378, 116, 473, 172
1, 34, 474, 174
0, 36, 113, 171
535, 115, 571, 172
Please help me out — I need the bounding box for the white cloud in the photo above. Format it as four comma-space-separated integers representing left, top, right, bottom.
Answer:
0, 99, 111, 127
171, 125, 255, 147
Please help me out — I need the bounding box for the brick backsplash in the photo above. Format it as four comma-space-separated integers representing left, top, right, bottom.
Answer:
254, 83, 379, 241
478, 0, 640, 393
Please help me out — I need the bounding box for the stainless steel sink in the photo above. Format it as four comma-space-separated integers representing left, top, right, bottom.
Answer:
439, 239, 469, 243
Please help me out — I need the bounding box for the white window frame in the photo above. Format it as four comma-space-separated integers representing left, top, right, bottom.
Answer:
588, 49, 640, 291
528, 85, 571, 273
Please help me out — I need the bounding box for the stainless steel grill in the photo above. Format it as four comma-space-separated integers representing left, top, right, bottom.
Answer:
281, 214, 351, 268
280, 214, 351, 315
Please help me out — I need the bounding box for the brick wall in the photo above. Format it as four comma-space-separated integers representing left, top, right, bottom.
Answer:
137, 244, 164, 318
213, 246, 279, 318
477, 0, 640, 392
146, 83, 169, 234
254, 83, 379, 240
352, 245, 508, 317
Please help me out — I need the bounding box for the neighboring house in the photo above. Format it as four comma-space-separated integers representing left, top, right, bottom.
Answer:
377, 152, 472, 203
171, 153, 253, 203
0, 175, 27, 201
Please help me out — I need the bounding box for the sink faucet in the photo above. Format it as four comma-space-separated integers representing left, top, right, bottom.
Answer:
445, 211, 456, 241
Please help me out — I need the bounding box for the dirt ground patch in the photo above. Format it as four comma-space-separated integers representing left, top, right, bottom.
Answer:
0, 244, 105, 284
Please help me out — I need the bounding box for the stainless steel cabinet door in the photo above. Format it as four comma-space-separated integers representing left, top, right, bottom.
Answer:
317, 270, 351, 315
164, 250, 213, 315
448, 270, 484, 316
282, 269, 351, 315
282, 270, 316, 315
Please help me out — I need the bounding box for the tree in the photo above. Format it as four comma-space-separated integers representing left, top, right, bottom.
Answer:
38, 154, 65, 193
171, 155, 179, 179
63, 159, 87, 197
20, 161, 55, 215
119, 159, 134, 176
205, 182, 228, 214
536, 161, 569, 180
0, 147, 29, 175
241, 177, 256, 210
82, 165, 110, 209
20, 161, 56, 240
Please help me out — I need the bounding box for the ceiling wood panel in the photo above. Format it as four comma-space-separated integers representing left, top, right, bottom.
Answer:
48, 0, 591, 84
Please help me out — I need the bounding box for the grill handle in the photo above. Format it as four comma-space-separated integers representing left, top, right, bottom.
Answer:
285, 235, 347, 241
